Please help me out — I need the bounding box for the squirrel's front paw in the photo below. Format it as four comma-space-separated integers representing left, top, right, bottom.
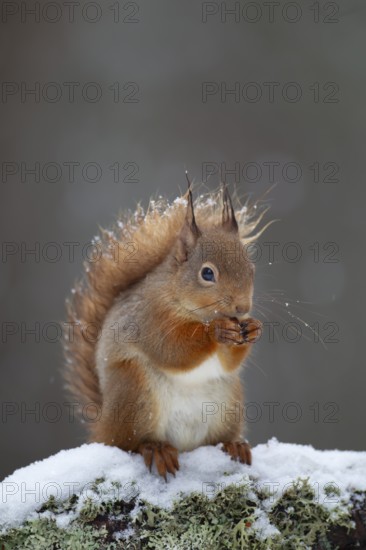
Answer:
222, 440, 252, 465
212, 317, 262, 345
239, 318, 262, 343
138, 441, 179, 481
211, 317, 245, 345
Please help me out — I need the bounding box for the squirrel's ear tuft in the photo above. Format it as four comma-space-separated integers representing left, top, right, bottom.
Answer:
174, 175, 201, 263
221, 182, 239, 233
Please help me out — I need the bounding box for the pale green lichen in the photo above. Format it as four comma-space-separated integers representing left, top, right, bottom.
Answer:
0, 518, 111, 550
268, 479, 352, 549
0, 477, 361, 550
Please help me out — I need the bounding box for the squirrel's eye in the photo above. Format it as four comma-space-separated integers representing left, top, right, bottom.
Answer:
201, 267, 215, 282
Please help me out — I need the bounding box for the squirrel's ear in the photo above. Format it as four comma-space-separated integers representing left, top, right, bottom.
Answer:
221, 182, 239, 233
174, 176, 201, 263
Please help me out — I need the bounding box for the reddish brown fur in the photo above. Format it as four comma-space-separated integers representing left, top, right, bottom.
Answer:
64, 186, 269, 476
64, 188, 266, 410
92, 359, 159, 450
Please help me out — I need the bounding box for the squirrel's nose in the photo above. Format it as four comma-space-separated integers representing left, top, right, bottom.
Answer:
235, 304, 250, 315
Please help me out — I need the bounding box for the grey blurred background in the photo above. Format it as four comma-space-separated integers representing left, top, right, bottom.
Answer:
1, 0, 365, 480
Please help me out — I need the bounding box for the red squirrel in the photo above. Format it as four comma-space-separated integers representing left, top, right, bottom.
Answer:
64, 181, 265, 480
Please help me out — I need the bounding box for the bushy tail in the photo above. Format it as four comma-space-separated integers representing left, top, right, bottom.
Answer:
63, 186, 270, 414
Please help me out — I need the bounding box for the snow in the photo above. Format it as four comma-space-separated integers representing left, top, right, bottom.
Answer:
1, 438, 365, 531
251, 509, 281, 540
173, 197, 188, 206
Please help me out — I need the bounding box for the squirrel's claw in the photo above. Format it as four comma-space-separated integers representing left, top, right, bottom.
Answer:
154, 447, 168, 482
240, 319, 262, 344
222, 440, 252, 465
138, 443, 154, 472
138, 442, 180, 481
161, 446, 178, 477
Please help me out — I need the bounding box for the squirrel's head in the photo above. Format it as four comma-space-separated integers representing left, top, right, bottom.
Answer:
169, 184, 254, 323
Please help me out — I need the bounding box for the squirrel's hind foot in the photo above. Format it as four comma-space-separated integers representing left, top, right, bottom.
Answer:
222, 440, 252, 465
138, 442, 180, 482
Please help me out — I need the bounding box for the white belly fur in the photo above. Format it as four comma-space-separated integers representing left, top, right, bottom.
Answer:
156, 354, 235, 451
